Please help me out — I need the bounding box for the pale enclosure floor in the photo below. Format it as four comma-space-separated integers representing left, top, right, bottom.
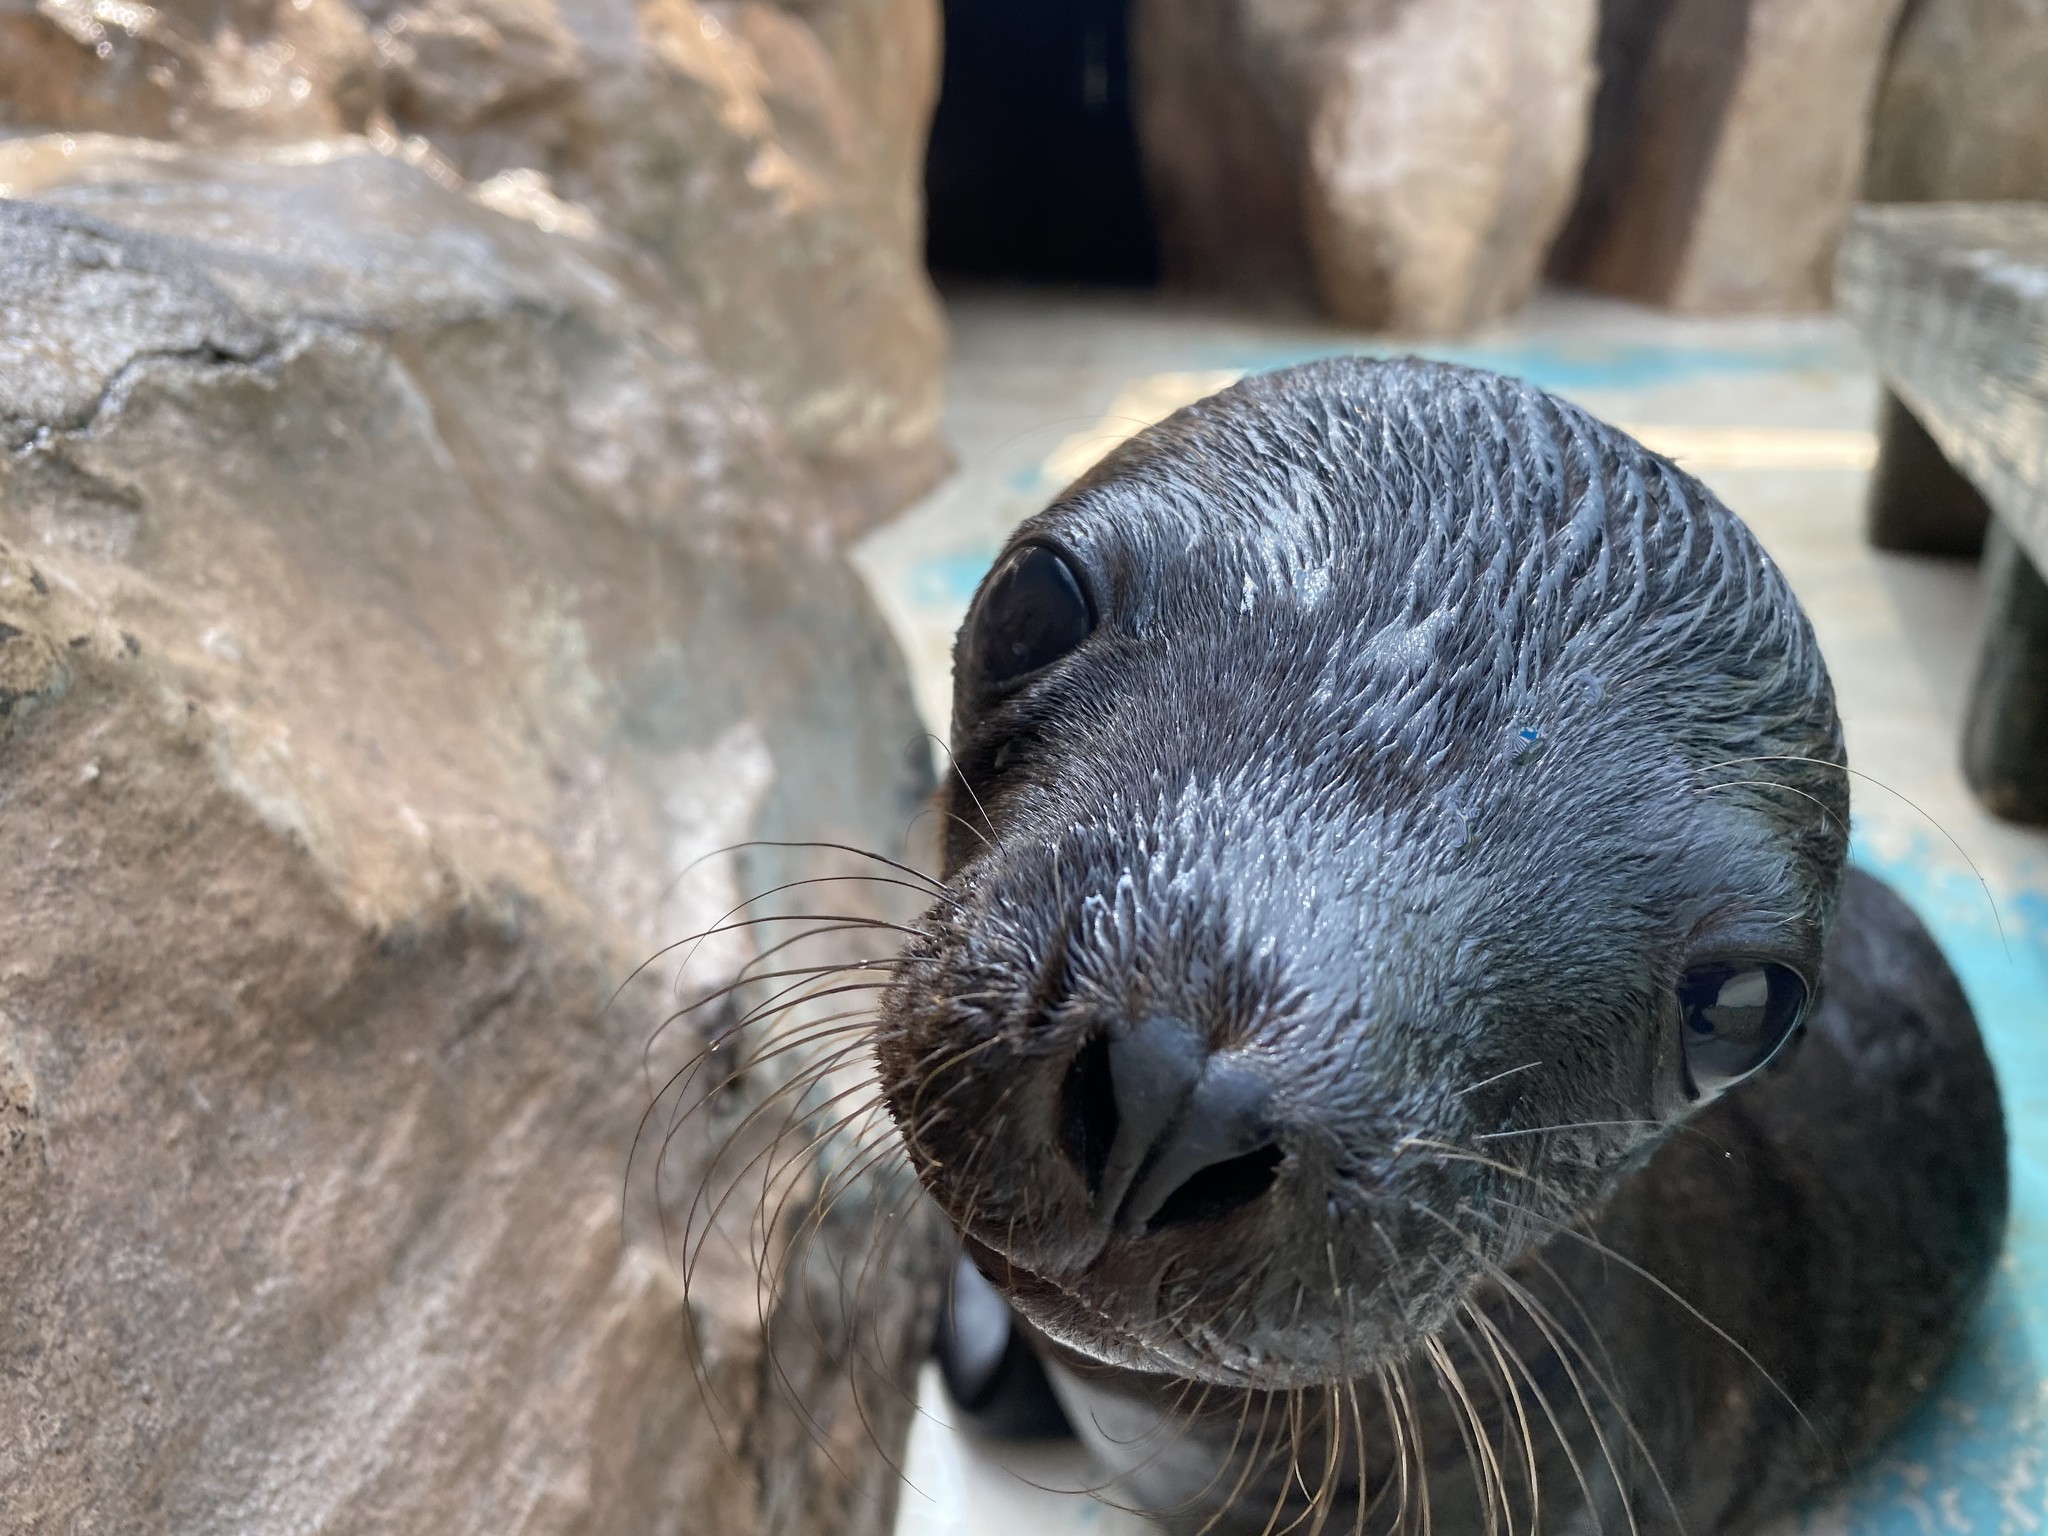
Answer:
854, 288, 2048, 1536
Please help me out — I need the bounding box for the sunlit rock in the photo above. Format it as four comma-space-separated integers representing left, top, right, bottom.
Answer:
0, 0, 948, 530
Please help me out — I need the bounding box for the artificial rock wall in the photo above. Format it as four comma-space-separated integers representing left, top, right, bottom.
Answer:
1863, 0, 2048, 205
1130, 0, 1600, 333
0, 0, 949, 529
1128, 0, 2034, 329
1553, 0, 1911, 312
0, 5, 949, 1532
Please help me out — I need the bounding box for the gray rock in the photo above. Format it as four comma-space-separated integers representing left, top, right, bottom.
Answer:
1301, 0, 1598, 332
1129, 0, 1598, 334
1864, 0, 2048, 204
0, 137, 941, 1536
0, 0, 948, 532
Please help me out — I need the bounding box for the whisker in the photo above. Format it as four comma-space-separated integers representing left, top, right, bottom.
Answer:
713, 836, 952, 897
1502, 1200, 1826, 1456
1393, 1135, 1577, 1213
627, 840, 951, 1503
1464, 1205, 1693, 1536
1486, 1261, 1639, 1536
1474, 1119, 1661, 1144
641, 948, 899, 1083
670, 1042, 874, 1255
612, 871, 936, 1019
1455, 1061, 1543, 1099
673, 1045, 879, 1292
1426, 1330, 1507, 1536
1373, 1364, 1413, 1536
1464, 1296, 1594, 1533
1455, 1305, 1539, 1536
924, 733, 998, 853
1343, 1376, 1372, 1536
1405, 1202, 1637, 1536
1692, 778, 1849, 842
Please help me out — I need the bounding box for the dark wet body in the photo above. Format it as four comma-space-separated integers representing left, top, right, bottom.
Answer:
875, 360, 2007, 1533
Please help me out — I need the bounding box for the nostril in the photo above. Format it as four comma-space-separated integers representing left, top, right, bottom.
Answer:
1060, 1033, 1118, 1196
1145, 1143, 1285, 1232
1111, 1054, 1279, 1233
1062, 1017, 1284, 1233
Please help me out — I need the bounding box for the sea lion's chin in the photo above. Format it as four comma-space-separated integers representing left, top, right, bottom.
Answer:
955, 1215, 1480, 1392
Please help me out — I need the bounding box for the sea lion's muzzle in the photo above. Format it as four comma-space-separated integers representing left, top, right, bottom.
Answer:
873, 762, 1640, 1387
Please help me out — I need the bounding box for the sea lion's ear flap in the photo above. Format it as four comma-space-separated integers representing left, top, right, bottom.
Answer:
962, 543, 1096, 690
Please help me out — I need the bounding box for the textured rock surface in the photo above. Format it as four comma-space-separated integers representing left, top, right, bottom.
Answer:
1864, 0, 2048, 203
1129, 0, 1598, 334
1302, 0, 1598, 332
0, 0, 948, 531
1127, 0, 1314, 300
1556, 0, 1909, 312
0, 137, 941, 1535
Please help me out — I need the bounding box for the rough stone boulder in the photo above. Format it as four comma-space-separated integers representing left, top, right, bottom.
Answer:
0, 137, 941, 1535
1551, 0, 1909, 311
1863, 0, 2048, 203
1129, 0, 1598, 333
0, 0, 948, 531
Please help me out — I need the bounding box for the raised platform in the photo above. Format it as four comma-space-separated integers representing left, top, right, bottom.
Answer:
1839, 204, 2048, 825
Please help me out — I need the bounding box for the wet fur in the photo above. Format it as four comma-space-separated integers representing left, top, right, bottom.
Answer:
872, 360, 2007, 1532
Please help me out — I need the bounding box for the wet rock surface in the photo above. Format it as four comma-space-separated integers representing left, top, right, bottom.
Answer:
0, 0, 948, 530
1128, 0, 1598, 334
0, 139, 941, 1536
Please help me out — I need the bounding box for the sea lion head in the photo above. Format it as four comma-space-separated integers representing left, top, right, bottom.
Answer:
875, 358, 1846, 1390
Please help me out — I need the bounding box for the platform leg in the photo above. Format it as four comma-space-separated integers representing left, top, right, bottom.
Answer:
1962, 520, 2048, 825
1867, 390, 1992, 558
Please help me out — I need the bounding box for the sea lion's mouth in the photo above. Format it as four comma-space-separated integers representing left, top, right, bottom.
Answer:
958, 1232, 1071, 1316
948, 1181, 1462, 1389
957, 1228, 1266, 1382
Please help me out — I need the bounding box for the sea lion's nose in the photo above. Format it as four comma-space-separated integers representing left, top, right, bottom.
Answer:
1063, 1015, 1286, 1234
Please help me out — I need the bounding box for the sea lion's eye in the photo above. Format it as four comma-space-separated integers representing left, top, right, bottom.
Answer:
965, 544, 1094, 687
1676, 961, 1808, 1101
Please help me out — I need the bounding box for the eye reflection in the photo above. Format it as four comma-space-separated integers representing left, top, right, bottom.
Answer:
1677, 961, 1808, 1100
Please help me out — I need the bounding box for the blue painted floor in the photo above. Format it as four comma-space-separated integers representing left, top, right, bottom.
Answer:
871, 290, 2048, 1535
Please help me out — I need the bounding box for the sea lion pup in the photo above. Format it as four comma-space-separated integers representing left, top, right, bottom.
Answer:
874, 359, 2007, 1534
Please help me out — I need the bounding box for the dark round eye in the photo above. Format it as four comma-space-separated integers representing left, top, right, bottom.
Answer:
1676, 962, 1808, 1100
963, 544, 1094, 687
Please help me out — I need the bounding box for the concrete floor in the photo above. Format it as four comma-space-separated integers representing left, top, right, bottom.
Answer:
859, 288, 2048, 1536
